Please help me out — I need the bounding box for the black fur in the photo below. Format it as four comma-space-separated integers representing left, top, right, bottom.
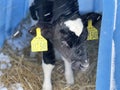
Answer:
29, 0, 102, 69
29, 0, 53, 22
43, 40, 55, 65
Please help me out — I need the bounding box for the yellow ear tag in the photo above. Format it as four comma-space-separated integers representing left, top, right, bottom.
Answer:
31, 28, 48, 52
87, 20, 98, 40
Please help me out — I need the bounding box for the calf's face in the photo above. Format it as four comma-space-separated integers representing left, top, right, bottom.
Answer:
63, 18, 89, 71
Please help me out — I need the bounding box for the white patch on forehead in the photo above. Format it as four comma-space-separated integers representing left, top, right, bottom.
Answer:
64, 18, 83, 36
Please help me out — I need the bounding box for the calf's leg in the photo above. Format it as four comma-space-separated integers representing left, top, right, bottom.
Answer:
42, 40, 55, 90
42, 61, 54, 90
62, 56, 74, 85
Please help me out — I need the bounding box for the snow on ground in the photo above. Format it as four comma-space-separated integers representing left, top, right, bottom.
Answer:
0, 84, 8, 90
0, 53, 24, 90
0, 71, 3, 76
0, 87, 8, 90
0, 53, 11, 71
9, 83, 24, 90
0, 5, 37, 90
7, 28, 32, 53
0, 53, 10, 90
0, 83, 24, 90
6, 13, 37, 56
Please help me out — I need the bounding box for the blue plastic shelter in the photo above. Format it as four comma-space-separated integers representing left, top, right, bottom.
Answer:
0, 0, 28, 49
96, 0, 120, 90
0, 0, 120, 90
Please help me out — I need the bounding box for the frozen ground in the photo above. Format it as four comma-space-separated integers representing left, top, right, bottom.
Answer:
0, 53, 24, 90
0, 53, 11, 78
0, 83, 24, 90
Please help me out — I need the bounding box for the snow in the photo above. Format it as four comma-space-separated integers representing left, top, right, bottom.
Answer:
0, 1, 37, 90
0, 53, 10, 63
6, 11, 37, 56
9, 83, 24, 90
0, 87, 8, 90
0, 53, 11, 70
7, 29, 32, 53
0, 83, 24, 90
0, 53, 10, 90
0, 71, 3, 76
6, 17, 35, 55
0, 53, 24, 90
0, 1, 37, 89
0, 83, 4, 89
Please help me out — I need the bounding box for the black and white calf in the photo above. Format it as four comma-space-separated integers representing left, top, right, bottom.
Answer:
29, 0, 101, 90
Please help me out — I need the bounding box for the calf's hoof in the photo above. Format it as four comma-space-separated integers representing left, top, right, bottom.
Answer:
66, 74, 74, 85
42, 84, 52, 90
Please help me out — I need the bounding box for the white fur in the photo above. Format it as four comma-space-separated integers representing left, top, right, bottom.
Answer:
62, 56, 74, 85
64, 18, 83, 36
42, 61, 54, 90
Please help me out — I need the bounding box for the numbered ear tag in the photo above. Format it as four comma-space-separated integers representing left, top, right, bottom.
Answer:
87, 20, 98, 40
31, 28, 48, 52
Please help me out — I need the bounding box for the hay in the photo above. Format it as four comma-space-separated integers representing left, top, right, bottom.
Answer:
0, 13, 101, 90
1, 41, 98, 90
1, 60, 96, 90
1, 56, 43, 90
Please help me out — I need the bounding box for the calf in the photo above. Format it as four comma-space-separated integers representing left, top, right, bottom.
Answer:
29, 0, 101, 90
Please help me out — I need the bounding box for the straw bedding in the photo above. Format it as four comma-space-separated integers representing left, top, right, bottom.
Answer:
0, 13, 101, 90
1, 40, 98, 90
